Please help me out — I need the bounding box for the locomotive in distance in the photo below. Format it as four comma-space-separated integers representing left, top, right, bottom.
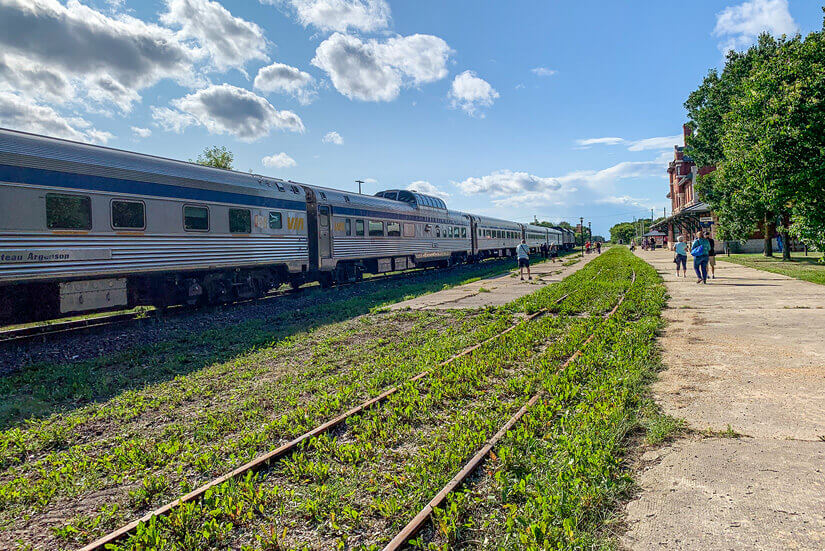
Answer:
0, 128, 576, 324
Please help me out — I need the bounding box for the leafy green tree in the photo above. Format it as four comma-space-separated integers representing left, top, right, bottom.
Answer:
194, 146, 234, 170
609, 222, 636, 244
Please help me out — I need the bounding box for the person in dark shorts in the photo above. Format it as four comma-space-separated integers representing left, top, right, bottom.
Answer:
706, 230, 717, 279
517, 239, 531, 280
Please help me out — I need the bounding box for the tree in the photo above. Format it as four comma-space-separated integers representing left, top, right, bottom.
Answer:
194, 146, 234, 170
609, 222, 635, 244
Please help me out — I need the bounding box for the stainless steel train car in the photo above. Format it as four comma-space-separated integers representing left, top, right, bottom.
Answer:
0, 128, 574, 323
471, 215, 523, 259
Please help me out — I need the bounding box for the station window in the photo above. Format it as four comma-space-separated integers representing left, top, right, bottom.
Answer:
356, 219, 365, 236
229, 208, 252, 233
269, 211, 283, 229
184, 205, 209, 231
387, 221, 401, 236
369, 220, 384, 236
46, 193, 92, 230
345, 218, 352, 236
111, 199, 145, 230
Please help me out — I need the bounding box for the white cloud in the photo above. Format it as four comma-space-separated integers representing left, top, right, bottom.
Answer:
131, 126, 151, 138
364, 177, 378, 184
448, 70, 498, 118
161, 0, 268, 72
574, 134, 681, 151
714, 0, 798, 52
626, 134, 682, 151
262, 152, 296, 168
531, 67, 556, 77
0, 91, 113, 144
154, 84, 304, 141
254, 62, 316, 104
272, 0, 390, 33
322, 130, 344, 144
312, 32, 451, 102
407, 180, 449, 200
455, 160, 663, 208
0, 0, 201, 112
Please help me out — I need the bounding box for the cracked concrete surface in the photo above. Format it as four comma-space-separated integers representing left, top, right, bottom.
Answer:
622, 250, 825, 551
388, 253, 594, 310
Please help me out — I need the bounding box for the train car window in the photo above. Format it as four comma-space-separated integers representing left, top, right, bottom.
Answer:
435, 226, 441, 238
320, 192, 327, 200
403, 223, 416, 237
369, 220, 384, 236
319, 206, 330, 227
46, 193, 92, 230
345, 219, 352, 236
424, 224, 432, 235
290, 185, 301, 194
344, 195, 350, 203
269, 211, 283, 229
356, 219, 365, 236
183, 205, 209, 231
111, 200, 145, 230
387, 222, 401, 236
229, 208, 252, 233
275, 182, 286, 192
461, 227, 467, 239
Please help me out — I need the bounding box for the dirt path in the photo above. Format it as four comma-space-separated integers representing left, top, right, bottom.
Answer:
622, 250, 825, 550
389, 253, 595, 310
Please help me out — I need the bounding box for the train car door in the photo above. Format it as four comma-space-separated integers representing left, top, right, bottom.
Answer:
318, 205, 333, 259
468, 216, 478, 255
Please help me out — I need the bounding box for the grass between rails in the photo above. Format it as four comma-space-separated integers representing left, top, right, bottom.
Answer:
97, 251, 638, 551
413, 249, 667, 550
719, 252, 825, 286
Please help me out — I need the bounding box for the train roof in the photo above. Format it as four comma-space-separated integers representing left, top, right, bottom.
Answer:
525, 224, 562, 234
471, 215, 523, 230
0, 127, 304, 201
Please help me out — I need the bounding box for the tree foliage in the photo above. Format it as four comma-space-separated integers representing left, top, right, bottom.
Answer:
686, 17, 825, 259
609, 222, 636, 244
194, 146, 234, 170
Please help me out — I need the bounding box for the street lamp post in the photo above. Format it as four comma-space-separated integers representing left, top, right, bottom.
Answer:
355, 179, 364, 194
588, 222, 592, 245
580, 216, 584, 256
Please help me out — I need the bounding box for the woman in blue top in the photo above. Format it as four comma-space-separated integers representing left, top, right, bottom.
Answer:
691, 230, 711, 284
673, 235, 687, 277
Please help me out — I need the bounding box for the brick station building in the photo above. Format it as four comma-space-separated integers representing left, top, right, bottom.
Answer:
652, 125, 720, 249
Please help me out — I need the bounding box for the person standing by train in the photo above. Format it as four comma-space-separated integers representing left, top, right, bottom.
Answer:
517, 239, 532, 280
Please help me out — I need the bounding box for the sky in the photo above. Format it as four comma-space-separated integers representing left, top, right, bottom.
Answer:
0, 0, 821, 236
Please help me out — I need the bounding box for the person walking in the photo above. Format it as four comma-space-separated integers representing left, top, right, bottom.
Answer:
690, 230, 710, 284
706, 230, 717, 279
673, 235, 687, 278
517, 239, 531, 280
596, 241, 601, 254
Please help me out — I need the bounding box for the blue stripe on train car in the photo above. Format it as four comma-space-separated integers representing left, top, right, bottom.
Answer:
0, 164, 307, 211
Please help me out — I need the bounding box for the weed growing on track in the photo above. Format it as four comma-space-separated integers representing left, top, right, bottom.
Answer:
419, 248, 667, 550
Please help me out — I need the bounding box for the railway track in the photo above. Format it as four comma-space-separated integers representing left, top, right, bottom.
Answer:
0, 257, 521, 347
383, 269, 636, 550
77, 281, 579, 551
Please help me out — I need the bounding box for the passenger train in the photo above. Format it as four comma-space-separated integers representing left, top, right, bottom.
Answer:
0, 128, 575, 323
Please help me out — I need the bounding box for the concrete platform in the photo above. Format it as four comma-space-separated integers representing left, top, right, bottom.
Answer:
389, 253, 594, 310
622, 249, 825, 551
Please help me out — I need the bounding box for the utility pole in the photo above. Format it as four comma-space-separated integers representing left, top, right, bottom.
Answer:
579, 216, 584, 255
355, 179, 364, 194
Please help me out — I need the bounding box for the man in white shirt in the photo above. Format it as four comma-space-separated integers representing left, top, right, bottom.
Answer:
517, 239, 532, 280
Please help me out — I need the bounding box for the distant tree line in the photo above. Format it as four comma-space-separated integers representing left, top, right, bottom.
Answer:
685, 13, 825, 260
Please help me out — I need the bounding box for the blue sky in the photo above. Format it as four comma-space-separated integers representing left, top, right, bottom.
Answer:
0, 0, 821, 236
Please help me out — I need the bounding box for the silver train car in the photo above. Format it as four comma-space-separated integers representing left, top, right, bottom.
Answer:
0, 128, 569, 323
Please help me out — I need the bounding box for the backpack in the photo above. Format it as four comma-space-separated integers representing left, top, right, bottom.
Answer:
691, 241, 705, 256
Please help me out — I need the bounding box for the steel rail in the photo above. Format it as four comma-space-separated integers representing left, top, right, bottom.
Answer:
382, 269, 636, 551
77, 281, 575, 551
